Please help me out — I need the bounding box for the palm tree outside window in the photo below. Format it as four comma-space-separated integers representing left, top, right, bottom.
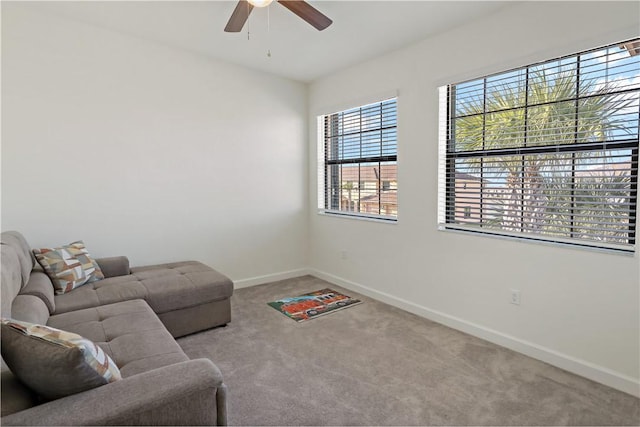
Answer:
438, 38, 639, 253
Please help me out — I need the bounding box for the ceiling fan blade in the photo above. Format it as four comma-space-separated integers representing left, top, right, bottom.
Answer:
224, 0, 254, 33
277, 1, 332, 31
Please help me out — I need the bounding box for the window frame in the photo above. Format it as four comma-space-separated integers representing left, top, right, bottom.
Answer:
318, 97, 398, 222
438, 39, 639, 254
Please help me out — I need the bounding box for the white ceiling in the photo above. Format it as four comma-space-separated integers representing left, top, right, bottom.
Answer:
28, 1, 512, 83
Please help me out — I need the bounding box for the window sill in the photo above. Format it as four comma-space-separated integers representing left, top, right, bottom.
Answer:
318, 210, 398, 224
438, 225, 635, 256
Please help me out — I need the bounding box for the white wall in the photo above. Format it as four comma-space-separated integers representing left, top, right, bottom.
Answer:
1, 4, 308, 284
309, 2, 640, 395
2, 0, 639, 397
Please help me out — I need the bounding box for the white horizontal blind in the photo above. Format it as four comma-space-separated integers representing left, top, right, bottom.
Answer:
321, 98, 398, 220
439, 39, 639, 252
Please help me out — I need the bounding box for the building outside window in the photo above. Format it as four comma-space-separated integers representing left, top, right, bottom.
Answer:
320, 98, 398, 220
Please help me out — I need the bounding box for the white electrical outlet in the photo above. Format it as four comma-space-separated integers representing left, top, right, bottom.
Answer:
340, 250, 348, 260
510, 289, 521, 305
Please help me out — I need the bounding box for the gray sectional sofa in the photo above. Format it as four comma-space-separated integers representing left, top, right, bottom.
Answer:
0, 231, 233, 425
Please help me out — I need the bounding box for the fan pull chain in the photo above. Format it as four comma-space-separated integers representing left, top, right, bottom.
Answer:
247, 0, 251, 40
267, 4, 271, 58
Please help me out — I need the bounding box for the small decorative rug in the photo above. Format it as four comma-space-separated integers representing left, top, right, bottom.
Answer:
267, 288, 362, 322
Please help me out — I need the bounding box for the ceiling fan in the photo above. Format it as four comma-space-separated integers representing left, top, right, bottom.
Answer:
224, 0, 332, 33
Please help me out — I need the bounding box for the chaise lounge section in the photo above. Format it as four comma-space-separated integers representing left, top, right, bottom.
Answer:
53, 260, 233, 338
1, 231, 233, 425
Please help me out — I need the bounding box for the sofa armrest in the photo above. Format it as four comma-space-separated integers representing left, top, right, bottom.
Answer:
95, 256, 130, 278
1, 359, 227, 426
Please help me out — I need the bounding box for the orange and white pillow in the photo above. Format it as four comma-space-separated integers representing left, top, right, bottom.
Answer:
0, 318, 121, 399
33, 241, 104, 295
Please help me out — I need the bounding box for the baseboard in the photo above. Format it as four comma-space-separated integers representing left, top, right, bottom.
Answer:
309, 268, 640, 398
233, 268, 311, 289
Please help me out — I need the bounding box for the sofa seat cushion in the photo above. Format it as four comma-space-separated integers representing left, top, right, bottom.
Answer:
131, 261, 233, 313
53, 261, 233, 316
54, 275, 145, 315
1, 370, 38, 417
47, 300, 188, 378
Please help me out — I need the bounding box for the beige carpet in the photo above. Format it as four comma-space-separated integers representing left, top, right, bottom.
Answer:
178, 275, 640, 426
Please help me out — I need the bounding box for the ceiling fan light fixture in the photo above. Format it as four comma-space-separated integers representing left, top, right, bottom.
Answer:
247, 0, 273, 8
225, 0, 332, 32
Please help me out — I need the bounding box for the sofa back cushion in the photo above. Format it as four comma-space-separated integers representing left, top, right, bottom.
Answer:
1, 235, 53, 323
11, 295, 50, 325
0, 231, 35, 287
20, 271, 55, 314
1, 245, 22, 319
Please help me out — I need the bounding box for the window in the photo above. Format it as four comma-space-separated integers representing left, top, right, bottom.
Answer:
438, 39, 639, 253
320, 98, 398, 220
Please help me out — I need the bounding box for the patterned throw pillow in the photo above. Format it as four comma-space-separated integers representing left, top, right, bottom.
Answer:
33, 241, 104, 295
0, 318, 121, 400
